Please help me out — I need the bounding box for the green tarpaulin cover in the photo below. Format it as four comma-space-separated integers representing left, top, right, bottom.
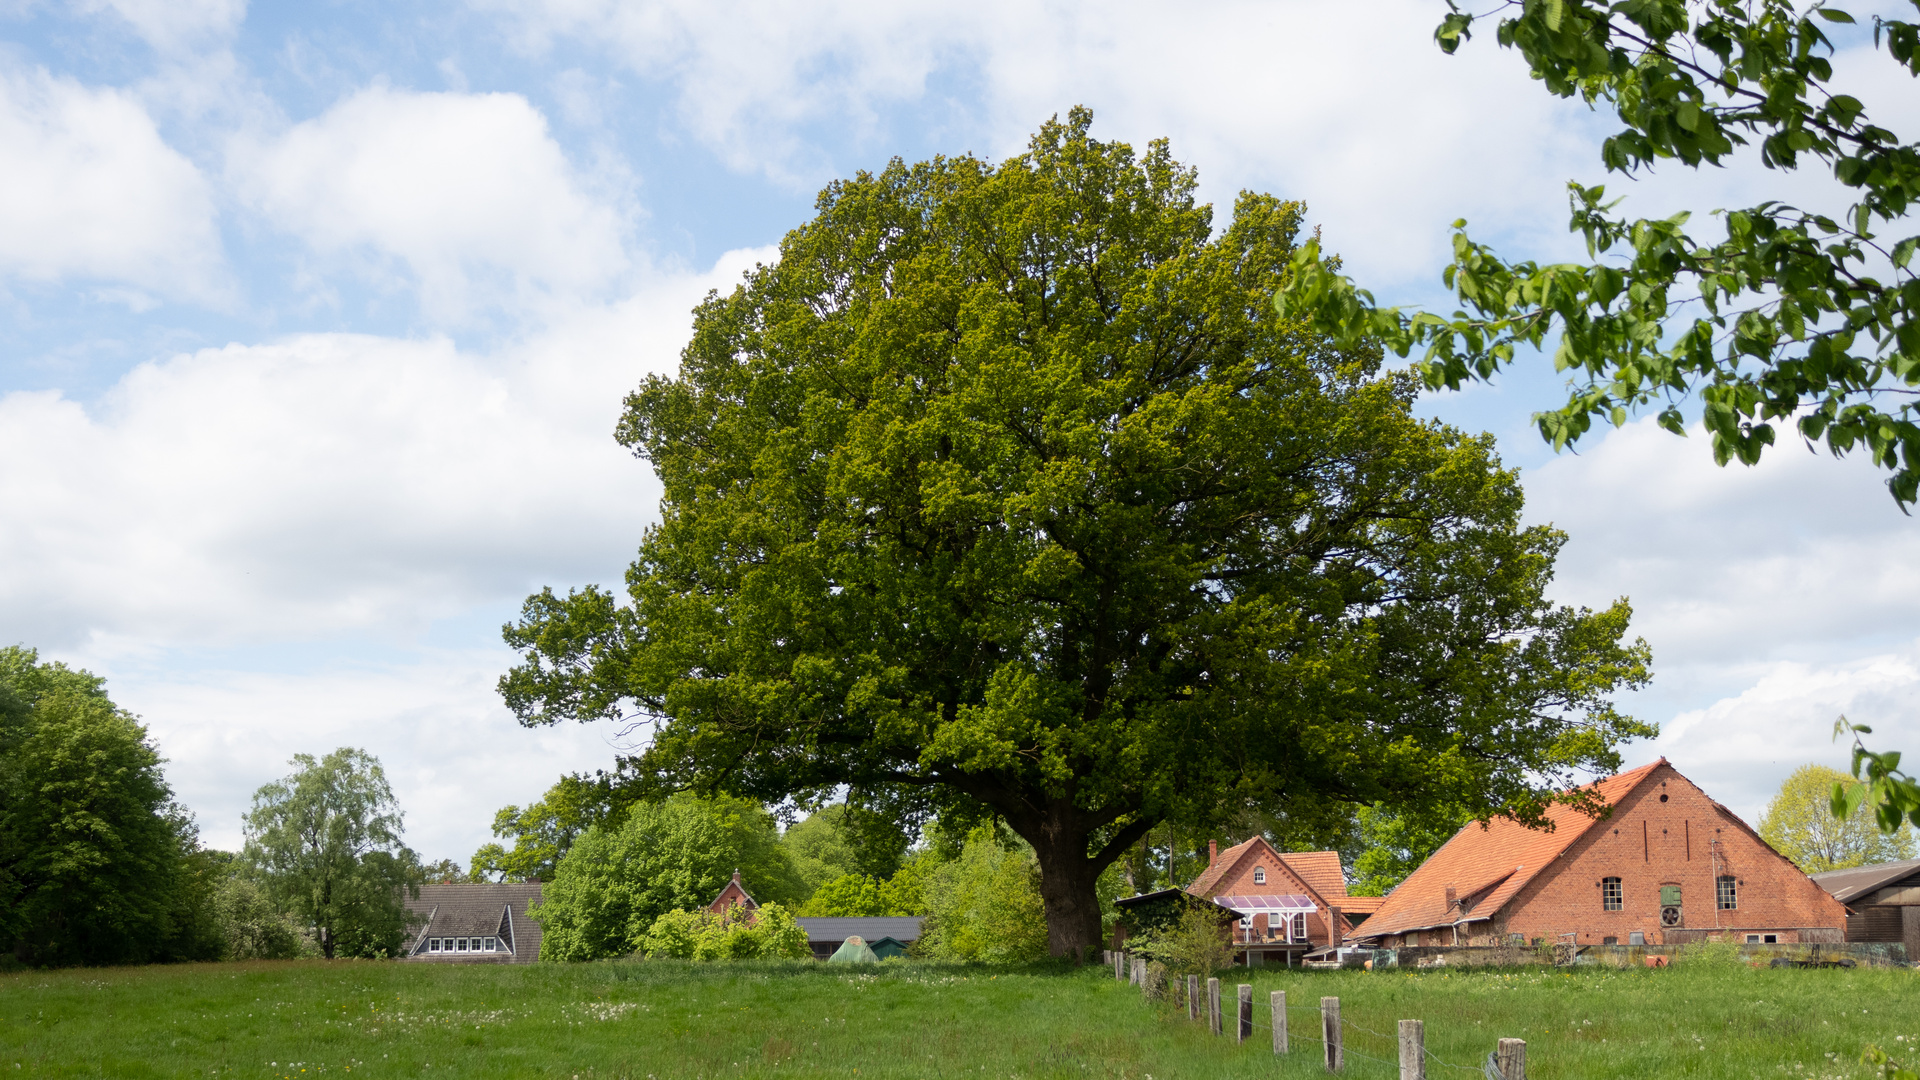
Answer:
828, 936, 879, 963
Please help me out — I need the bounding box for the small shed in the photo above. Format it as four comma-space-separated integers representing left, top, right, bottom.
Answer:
1810, 857, 1920, 960
868, 935, 910, 959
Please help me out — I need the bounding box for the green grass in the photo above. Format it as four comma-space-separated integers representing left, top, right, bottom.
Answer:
1, 958, 1917, 1079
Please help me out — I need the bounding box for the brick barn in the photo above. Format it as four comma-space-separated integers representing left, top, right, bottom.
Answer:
1179, 837, 1381, 962
1351, 759, 1847, 949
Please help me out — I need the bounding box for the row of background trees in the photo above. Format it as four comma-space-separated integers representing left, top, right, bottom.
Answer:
4, 637, 1907, 970
0, 646, 446, 967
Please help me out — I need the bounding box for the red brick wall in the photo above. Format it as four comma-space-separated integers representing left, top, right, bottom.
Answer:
1206, 842, 1347, 946
1484, 764, 1845, 946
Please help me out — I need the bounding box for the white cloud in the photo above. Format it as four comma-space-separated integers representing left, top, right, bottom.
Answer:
1, 245, 772, 857
74, 0, 247, 53
231, 86, 633, 319
117, 649, 621, 859
1648, 647, 1920, 830
1526, 418, 1920, 675
0, 67, 225, 299
477, 0, 1607, 287
0, 247, 772, 653
1520, 418, 1920, 822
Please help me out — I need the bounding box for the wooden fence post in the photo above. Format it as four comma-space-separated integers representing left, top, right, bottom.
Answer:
1236, 984, 1252, 1043
1187, 975, 1198, 1021
1207, 977, 1221, 1036
1398, 1020, 1424, 1080
1272, 990, 1287, 1053
1321, 996, 1342, 1072
1496, 1038, 1526, 1080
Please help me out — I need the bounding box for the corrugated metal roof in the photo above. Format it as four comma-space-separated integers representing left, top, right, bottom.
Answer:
794, 916, 924, 943
1810, 858, 1920, 904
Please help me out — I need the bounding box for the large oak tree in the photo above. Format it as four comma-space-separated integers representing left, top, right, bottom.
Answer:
500, 109, 1653, 957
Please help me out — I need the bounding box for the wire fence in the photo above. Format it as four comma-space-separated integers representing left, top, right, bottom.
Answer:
1109, 954, 1527, 1079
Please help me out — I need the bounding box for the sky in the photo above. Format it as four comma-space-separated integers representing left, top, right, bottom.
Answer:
1, 0, 1917, 865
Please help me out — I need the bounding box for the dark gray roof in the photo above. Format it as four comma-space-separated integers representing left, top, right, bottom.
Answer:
1810, 858, 1920, 904
795, 916, 923, 943
405, 882, 544, 961
1113, 889, 1246, 917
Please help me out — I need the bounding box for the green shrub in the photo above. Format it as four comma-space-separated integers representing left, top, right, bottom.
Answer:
637, 902, 809, 961
917, 831, 1048, 962
1126, 904, 1235, 978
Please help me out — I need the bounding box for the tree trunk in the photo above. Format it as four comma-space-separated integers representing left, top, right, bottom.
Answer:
1016, 798, 1155, 959
1031, 835, 1106, 959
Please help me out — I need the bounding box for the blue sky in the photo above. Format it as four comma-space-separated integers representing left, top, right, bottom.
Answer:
2, 0, 1917, 863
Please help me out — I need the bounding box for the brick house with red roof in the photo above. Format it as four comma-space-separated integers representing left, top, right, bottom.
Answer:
706, 870, 760, 919
1183, 836, 1381, 962
1351, 759, 1847, 949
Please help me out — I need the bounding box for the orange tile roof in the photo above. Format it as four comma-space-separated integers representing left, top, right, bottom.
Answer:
1353, 759, 1667, 942
1330, 894, 1384, 914
1278, 850, 1348, 900
1186, 837, 1263, 899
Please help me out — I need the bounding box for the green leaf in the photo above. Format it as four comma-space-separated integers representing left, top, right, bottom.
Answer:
1817, 7, 1856, 23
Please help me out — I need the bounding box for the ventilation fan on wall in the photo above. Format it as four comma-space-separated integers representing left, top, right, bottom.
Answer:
1659, 885, 1683, 928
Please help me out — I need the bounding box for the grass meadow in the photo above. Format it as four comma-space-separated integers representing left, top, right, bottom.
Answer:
2, 957, 1917, 1079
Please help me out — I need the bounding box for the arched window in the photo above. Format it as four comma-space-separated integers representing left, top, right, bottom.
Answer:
1253, 867, 1266, 885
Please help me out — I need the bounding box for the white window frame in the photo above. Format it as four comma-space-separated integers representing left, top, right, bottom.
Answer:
1291, 913, 1307, 942
428, 938, 441, 952
1253, 867, 1266, 885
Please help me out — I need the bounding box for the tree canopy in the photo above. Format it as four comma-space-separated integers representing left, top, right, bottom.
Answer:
531, 793, 807, 961
1761, 761, 1918, 872
242, 748, 421, 959
1279, 0, 1920, 500
500, 109, 1655, 956
0, 646, 217, 967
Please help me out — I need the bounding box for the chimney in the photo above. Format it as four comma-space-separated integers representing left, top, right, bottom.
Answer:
1445, 885, 1457, 910
732, 869, 742, 885
1208, 840, 1218, 867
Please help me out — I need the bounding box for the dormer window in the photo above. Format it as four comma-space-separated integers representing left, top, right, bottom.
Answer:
1253, 867, 1266, 885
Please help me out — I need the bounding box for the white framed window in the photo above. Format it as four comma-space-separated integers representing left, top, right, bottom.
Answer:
1253, 867, 1266, 885
1239, 914, 1252, 929
428, 938, 441, 952
484, 937, 496, 952
1745, 934, 1760, 943
459, 938, 470, 952
1290, 913, 1306, 942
